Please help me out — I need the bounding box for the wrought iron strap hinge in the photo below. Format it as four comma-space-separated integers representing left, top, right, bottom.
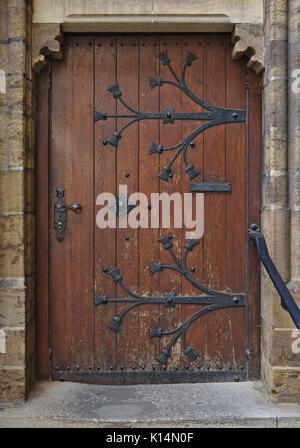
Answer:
95, 234, 246, 366
94, 50, 246, 183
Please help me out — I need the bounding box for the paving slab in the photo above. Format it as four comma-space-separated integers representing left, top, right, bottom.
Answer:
0, 380, 300, 428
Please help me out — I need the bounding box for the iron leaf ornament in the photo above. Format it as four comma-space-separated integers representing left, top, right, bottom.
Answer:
94, 49, 246, 182
95, 234, 245, 366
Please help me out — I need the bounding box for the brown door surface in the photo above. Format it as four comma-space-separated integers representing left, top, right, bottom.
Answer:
36, 34, 261, 384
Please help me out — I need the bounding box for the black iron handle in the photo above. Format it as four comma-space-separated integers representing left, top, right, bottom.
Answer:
54, 188, 82, 242
248, 223, 300, 329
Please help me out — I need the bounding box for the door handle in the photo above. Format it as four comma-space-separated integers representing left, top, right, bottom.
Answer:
54, 188, 82, 242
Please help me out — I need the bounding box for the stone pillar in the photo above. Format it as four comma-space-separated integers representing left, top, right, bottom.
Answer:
0, 0, 35, 400
288, 1, 300, 294
263, 0, 300, 401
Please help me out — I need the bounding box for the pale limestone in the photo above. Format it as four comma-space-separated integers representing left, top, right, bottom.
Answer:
32, 0, 263, 28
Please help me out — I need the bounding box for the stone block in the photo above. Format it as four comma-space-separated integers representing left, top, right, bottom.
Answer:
0, 170, 24, 212
265, 0, 288, 41
0, 213, 25, 278
268, 328, 300, 368
263, 129, 287, 173
0, 327, 25, 367
266, 364, 300, 402
0, 366, 26, 400
267, 39, 287, 79
262, 171, 288, 208
6, 74, 25, 110
264, 79, 287, 128
7, 2, 26, 39
7, 41, 26, 74
0, 288, 26, 327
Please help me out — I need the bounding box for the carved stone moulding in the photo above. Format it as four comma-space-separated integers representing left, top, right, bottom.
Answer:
232, 24, 264, 75
32, 23, 63, 73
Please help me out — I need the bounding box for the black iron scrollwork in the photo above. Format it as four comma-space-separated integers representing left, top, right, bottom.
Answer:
94, 50, 246, 182
95, 234, 245, 365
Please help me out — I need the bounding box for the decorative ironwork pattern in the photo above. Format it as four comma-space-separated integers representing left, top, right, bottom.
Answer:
94, 50, 246, 182
95, 234, 245, 366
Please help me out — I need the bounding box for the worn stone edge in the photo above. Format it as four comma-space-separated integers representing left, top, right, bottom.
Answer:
32, 23, 63, 73
232, 23, 265, 75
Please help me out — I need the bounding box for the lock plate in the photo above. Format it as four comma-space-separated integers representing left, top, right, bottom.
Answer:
54, 188, 67, 242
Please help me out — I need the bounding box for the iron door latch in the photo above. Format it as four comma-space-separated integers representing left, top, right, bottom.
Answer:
54, 188, 82, 242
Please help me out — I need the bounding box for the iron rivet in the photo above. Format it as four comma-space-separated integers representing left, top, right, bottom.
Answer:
190, 141, 195, 147
163, 365, 167, 370
132, 365, 136, 370
240, 365, 244, 370
110, 366, 113, 370
103, 267, 108, 273
76, 43, 79, 46
125, 236, 129, 241
76, 365, 80, 370
120, 365, 124, 370
66, 365, 70, 370
233, 296, 239, 304
152, 364, 156, 370
103, 140, 108, 145
148, 203, 152, 209
97, 365, 101, 370
88, 366, 92, 370
175, 365, 179, 370
55, 366, 58, 370
125, 172, 130, 177
190, 266, 195, 272
141, 364, 145, 370
197, 365, 201, 370
98, 43, 101, 47
232, 112, 238, 119
169, 172, 173, 178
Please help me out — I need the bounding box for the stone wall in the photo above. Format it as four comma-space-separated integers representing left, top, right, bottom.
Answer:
0, 0, 35, 400
262, 0, 300, 402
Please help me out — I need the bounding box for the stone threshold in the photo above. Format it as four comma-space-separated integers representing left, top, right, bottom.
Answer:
0, 380, 300, 428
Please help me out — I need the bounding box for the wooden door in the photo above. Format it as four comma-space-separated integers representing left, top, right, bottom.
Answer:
36, 34, 261, 384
